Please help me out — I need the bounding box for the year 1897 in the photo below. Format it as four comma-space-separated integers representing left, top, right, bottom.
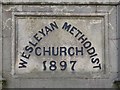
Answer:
42, 60, 77, 71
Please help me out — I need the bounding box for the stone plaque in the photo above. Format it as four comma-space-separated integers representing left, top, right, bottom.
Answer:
13, 15, 105, 78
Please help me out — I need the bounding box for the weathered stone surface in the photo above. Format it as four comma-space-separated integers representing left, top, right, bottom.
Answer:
0, 74, 1, 89
1, 0, 120, 4
117, 4, 120, 81
0, 3, 2, 90
13, 16, 104, 78
0, 0, 120, 88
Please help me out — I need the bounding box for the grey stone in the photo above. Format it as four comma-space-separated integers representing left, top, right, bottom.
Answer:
1, 0, 120, 4
0, 3, 2, 90
0, 0, 120, 89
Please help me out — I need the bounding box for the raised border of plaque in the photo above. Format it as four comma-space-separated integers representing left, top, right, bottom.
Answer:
11, 12, 109, 79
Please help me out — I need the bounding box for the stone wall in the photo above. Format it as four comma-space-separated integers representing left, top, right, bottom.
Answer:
0, 0, 120, 88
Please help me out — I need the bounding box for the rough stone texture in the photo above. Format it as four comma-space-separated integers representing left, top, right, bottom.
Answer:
0, 82, 1, 90
0, 0, 120, 89
117, 4, 120, 81
1, 0, 120, 4
0, 3, 2, 90
13, 16, 103, 79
